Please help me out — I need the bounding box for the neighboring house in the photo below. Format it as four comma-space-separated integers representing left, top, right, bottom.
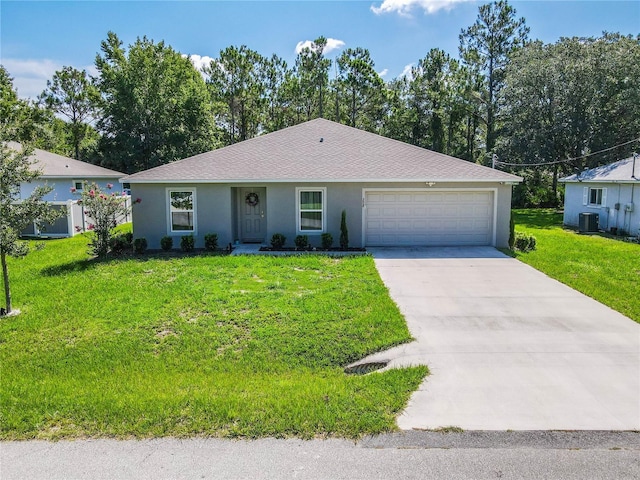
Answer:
122, 119, 522, 249
8, 142, 129, 237
561, 155, 639, 235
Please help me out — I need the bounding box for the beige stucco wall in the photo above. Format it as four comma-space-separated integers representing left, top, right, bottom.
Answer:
130, 182, 515, 249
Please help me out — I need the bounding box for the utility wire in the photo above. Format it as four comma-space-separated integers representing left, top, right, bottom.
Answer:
494, 137, 640, 167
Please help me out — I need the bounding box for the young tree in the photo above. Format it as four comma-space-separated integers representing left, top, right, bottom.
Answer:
0, 143, 60, 315
459, 0, 529, 157
39, 66, 100, 161
75, 182, 136, 258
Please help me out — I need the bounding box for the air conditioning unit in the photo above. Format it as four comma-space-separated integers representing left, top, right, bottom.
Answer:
578, 213, 599, 233
625, 203, 634, 212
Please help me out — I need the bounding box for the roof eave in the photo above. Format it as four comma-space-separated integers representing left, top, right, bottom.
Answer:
121, 177, 523, 184
561, 179, 640, 184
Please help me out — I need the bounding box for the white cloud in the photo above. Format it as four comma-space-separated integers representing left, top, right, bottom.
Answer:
3, 58, 61, 99
182, 54, 214, 73
399, 63, 415, 80
378, 68, 389, 77
371, 0, 471, 17
2, 58, 99, 100
295, 38, 345, 55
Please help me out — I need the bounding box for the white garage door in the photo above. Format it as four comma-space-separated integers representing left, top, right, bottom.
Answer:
365, 190, 494, 246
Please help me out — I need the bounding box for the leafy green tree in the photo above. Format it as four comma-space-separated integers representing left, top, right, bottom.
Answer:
39, 66, 100, 160
263, 54, 291, 132
295, 37, 331, 120
205, 45, 268, 145
498, 34, 640, 205
335, 47, 385, 130
95, 32, 218, 173
459, 0, 529, 158
0, 65, 56, 148
0, 142, 61, 315
380, 77, 412, 144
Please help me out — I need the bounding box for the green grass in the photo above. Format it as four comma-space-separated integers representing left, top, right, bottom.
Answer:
0, 231, 426, 440
511, 209, 640, 323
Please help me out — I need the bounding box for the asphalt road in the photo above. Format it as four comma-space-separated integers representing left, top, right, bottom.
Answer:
2, 431, 639, 480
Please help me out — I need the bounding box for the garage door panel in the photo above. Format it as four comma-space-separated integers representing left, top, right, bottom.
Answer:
365, 190, 494, 247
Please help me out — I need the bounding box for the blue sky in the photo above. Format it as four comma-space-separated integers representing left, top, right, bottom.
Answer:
2, 0, 639, 99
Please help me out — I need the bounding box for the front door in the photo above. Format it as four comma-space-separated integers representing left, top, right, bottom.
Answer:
239, 187, 267, 242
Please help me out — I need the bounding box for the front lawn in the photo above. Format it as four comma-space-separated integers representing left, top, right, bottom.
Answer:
512, 209, 640, 323
0, 232, 426, 440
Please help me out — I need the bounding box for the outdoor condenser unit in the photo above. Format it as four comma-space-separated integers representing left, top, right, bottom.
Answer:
578, 213, 599, 233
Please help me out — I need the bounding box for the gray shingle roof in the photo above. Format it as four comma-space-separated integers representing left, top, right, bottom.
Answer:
123, 119, 522, 183
7, 142, 124, 178
561, 156, 640, 183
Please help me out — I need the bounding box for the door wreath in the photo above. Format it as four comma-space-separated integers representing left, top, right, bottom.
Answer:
245, 192, 260, 207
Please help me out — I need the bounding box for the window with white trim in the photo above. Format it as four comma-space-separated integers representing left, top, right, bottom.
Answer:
585, 187, 606, 207
297, 187, 326, 233
73, 180, 84, 191
168, 189, 196, 233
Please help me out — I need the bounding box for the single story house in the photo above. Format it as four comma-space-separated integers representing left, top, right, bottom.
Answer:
8, 142, 129, 237
122, 119, 522, 249
561, 155, 639, 235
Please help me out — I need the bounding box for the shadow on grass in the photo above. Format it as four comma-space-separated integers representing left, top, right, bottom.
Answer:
496, 248, 518, 258
41, 250, 232, 276
513, 208, 564, 230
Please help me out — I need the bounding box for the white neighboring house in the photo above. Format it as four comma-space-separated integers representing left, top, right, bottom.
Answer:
8, 142, 130, 237
560, 154, 639, 236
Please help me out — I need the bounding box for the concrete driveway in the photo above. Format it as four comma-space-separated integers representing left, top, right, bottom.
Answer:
361, 247, 640, 430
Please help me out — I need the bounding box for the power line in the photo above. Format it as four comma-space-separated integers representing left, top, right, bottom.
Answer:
494, 137, 640, 167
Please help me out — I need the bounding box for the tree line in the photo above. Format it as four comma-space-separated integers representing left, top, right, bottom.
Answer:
2, 0, 639, 206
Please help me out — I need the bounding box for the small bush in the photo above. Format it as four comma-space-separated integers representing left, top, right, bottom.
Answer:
321, 233, 333, 249
294, 235, 309, 249
181, 234, 195, 252
514, 232, 537, 252
108, 232, 132, 255
340, 210, 349, 249
160, 236, 173, 251
133, 237, 148, 254
509, 215, 515, 250
204, 233, 218, 251
271, 233, 286, 249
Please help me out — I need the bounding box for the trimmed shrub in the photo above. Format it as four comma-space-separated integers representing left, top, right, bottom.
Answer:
294, 235, 309, 249
204, 233, 218, 251
108, 232, 132, 255
340, 210, 349, 249
321, 233, 333, 249
270, 233, 286, 249
160, 236, 173, 251
181, 234, 195, 252
509, 215, 515, 250
133, 237, 148, 254
514, 232, 537, 252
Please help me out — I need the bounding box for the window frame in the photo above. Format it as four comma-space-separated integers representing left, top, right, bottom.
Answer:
588, 187, 603, 206
166, 188, 197, 235
296, 187, 326, 234
72, 180, 84, 191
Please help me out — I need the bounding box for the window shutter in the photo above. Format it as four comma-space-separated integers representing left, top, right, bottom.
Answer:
583, 187, 588, 205
601, 188, 607, 207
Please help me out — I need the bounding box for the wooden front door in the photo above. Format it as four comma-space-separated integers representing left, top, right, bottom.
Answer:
239, 187, 267, 242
